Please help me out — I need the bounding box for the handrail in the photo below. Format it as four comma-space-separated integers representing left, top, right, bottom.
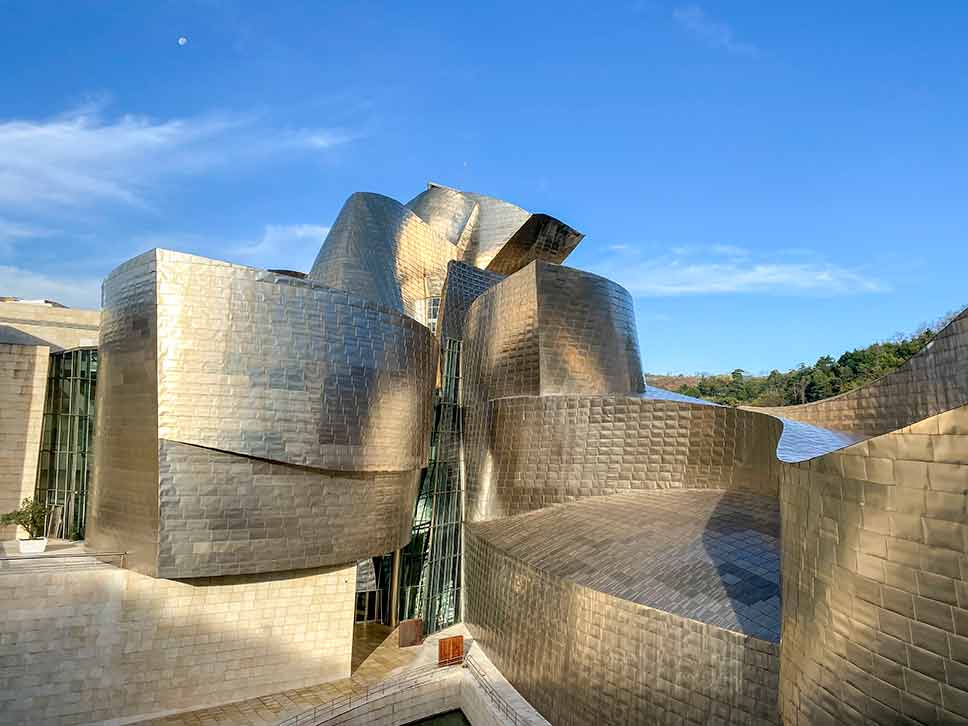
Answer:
277, 656, 464, 726
276, 650, 538, 726
464, 654, 535, 725
0, 550, 127, 569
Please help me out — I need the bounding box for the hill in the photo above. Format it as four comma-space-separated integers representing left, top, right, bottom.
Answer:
647, 308, 963, 407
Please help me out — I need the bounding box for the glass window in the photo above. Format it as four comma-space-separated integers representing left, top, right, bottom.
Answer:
35, 347, 98, 540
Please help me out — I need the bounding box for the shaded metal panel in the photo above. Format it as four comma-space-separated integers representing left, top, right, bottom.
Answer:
156, 440, 418, 578
485, 214, 584, 276
455, 191, 531, 270
154, 250, 436, 473
308, 192, 457, 325
87, 250, 160, 575
436, 261, 504, 344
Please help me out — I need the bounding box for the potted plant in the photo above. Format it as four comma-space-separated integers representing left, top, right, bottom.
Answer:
1, 497, 52, 553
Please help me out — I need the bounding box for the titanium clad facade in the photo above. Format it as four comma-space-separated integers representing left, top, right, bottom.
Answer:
463, 396, 782, 522
89, 248, 436, 578
308, 192, 458, 325
777, 404, 968, 725
464, 529, 781, 726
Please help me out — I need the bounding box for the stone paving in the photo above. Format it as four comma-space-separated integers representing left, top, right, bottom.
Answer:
144, 624, 418, 725
468, 489, 783, 641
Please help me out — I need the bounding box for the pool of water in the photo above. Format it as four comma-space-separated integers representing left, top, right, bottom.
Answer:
403, 711, 470, 726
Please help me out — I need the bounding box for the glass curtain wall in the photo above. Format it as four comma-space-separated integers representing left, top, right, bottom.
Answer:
35, 348, 98, 539
396, 338, 464, 633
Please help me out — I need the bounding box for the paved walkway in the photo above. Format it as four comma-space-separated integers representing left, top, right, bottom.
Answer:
144, 624, 418, 725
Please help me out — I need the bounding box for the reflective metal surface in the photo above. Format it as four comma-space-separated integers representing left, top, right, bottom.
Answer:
89, 249, 435, 577
777, 404, 968, 725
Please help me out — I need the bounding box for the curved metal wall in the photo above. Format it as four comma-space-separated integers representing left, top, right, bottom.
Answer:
308, 192, 458, 324
89, 249, 436, 578
463, 396, 782, 523
464, 527, 781, 726
776, 403, 968, 725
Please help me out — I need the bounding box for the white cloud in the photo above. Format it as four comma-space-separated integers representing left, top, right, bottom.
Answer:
673, 5, 760, 57
588, 245, 886, 296
234, 224, 331, 270
0, 265, 100, 308
0, 105, 353, 211
0, 218, 56, 256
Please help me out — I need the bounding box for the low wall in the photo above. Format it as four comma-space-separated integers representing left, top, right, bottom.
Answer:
464, 396, 782, 522
0, 562, 355, 725
464, 530, 780, 726
778, 403, 968, 724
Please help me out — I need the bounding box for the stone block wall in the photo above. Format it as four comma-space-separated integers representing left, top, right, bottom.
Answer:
0, 343, 48, 538
0, 563, 355, 726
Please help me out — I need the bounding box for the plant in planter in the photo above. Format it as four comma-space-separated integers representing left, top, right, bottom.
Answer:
1, 497, 52, 553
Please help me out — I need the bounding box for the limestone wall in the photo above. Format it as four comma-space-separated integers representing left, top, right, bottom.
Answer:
0, 344, 48, 538
0, 563, 355, 725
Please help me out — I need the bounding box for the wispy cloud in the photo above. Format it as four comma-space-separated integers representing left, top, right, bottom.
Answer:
0, 104, 354, 211
0, 265, 101, 308
673, 5, 760, 57
234, 224, 330, 270
0, 218, 56, 256
588, 244, 886, 296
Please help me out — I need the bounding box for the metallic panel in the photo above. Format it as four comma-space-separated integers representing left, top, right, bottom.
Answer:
154, 250, 436, 472
776, 403, 968, 725
461, 261, 644, 404
308, 192, 458, 324
752, 306, 968, 437
157, 440, 418, 578
464, 525, 781, 726
467, 489, 782, 641
406, 184, 479, 251
87, 251, 161, 575
89, 248, 434, 578
463, 396, 782, 522
485, 213, 584, 276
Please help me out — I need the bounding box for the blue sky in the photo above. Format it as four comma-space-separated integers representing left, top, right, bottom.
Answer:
1, 1, 965, 374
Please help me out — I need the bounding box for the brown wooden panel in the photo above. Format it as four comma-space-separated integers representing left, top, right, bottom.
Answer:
438, 634, 464, 665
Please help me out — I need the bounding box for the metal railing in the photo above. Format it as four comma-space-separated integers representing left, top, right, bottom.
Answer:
0, 550, 126, 572
277, 656, 464, 726
276, 650, 540, 726
464, 654, 536, 726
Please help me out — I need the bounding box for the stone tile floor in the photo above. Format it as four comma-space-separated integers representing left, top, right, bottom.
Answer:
469, 489, 783, 641
144, 623, 417, 725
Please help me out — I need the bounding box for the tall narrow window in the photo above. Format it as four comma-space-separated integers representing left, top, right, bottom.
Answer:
35, 348, 98, 539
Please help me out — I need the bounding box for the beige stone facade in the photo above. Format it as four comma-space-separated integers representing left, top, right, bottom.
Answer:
0, 301, 100, 538
0, 344, 49, 538
0, 561, 356, 726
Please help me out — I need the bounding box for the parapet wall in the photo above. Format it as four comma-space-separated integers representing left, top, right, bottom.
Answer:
777, 403, 968, 725
464, 530, 780, 726
0, 562, 355, 726
464, 396, 782, 522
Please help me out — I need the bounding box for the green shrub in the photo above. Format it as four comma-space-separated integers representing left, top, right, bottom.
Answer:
0, 497, 52, 539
